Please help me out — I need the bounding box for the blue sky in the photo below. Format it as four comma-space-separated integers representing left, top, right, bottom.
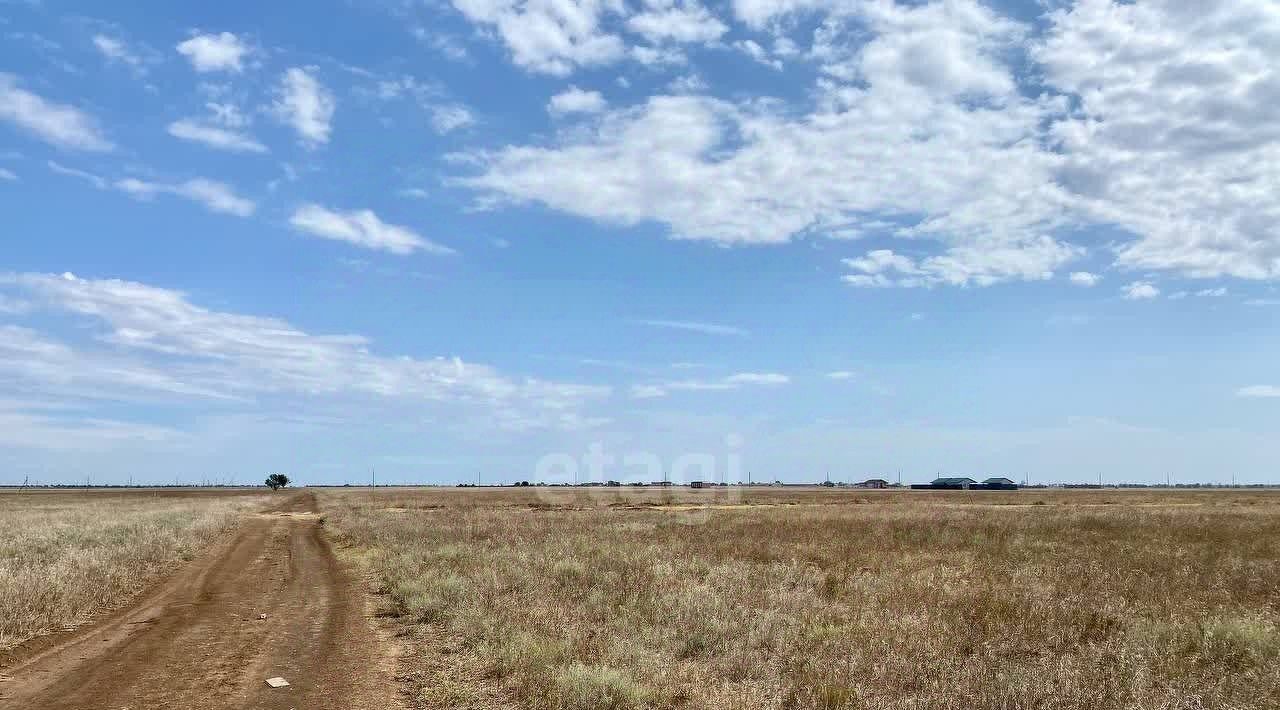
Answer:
2, 0, 1279, 485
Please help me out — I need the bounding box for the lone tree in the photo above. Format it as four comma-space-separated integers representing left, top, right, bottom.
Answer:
265, 473, 290, 490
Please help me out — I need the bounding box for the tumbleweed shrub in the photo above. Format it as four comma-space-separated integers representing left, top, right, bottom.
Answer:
322, 487, 1280, 710
0, 489, 268, 650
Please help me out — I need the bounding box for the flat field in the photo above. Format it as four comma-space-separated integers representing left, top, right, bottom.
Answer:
322, 486, 1280, 710
0, 487, 269, 651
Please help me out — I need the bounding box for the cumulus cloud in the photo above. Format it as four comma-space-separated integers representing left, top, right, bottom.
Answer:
0, 74, 113, 151
429, 104, 475, 134
271, 67, 335, 147
289, 204, 454, 255
1122, 281, 1160, 300
548, 86, 607, 115
843, 238, 1080, 288
1069, 271, 1101, 287
451, 0, 1280, 291
450, 0, 625, 75
626, 0, 727, 44
456, 1, 1082, 287
1238, 385, 1280, 399
1035, 0, 1280, 280
176, 32, 249, 73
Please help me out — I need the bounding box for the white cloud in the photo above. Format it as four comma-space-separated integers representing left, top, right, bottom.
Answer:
733, 39, 782, 70
176, 32, 249, 73
0, 167, 16, 181
0, 272, 608, 431
450, 0, 625, 75
92, 35, 145, 72
289, 204, 454, 255
272, 67, 335, 147
724, 372, 789, 386
635, 319, 747, 336
47, 160, 108, 189
666, 74, 707, 93
48, 161, 252, 216
0, 73, 113, 151
1238, 385, 1280, 399
1122, 281, 1160, 300
429, 104, 475, 134
843, 239, 1079, 288
115, 177, 256, 217
626, 1, 727, 44
827, 371, 855, 380
1035, 1, 1280, 281
1069, 271, 1101, 287
631, 371, 789, 398
167, 118, 267, 154
453, 0, 1280, 290
548, 86, 606, 116
399, 187, 430, 200
457, 2, 1080, 289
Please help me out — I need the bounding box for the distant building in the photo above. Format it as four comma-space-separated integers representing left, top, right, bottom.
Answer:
912, 477, 978, 490
689, 481, 706, 489
980, 477, 1019, 490
860, 479, 890, 489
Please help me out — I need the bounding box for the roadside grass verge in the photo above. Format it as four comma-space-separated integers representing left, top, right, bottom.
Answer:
0, 490, 268, 650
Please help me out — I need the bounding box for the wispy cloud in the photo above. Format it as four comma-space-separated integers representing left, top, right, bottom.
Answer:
47, 162, 254, 217
631, 372, 788, 398
290, 204, 454, 255
1237, 385, 1280, 399
167, 119, 267, 154
635, 319, 748, 336
0, 272, 609, 433
0, 73, 113, 151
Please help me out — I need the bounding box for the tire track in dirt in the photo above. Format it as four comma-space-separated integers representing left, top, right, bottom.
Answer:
0, 490, 402, 710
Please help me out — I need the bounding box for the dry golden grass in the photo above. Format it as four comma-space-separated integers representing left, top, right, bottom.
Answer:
322, 486, 1280, 710
0, 488, 269, 650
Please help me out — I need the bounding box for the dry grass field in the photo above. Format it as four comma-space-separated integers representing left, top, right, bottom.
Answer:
322, 486, 1280, 710
0, 488, 269, 651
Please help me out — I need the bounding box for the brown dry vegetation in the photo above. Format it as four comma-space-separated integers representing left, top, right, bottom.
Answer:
0, 488, 269, 651
322, 486, 1280, 710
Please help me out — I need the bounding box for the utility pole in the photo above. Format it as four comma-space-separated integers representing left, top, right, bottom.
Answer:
371, 467, 376, 488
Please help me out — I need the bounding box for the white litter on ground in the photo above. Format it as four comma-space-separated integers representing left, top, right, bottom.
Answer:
266, 677, 290, 688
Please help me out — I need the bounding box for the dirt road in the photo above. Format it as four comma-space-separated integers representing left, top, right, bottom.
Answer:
0, 491, 401, 710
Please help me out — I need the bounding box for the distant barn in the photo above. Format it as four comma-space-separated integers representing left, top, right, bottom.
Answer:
980, 477, 1019, 490
860, 479, 890, 489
